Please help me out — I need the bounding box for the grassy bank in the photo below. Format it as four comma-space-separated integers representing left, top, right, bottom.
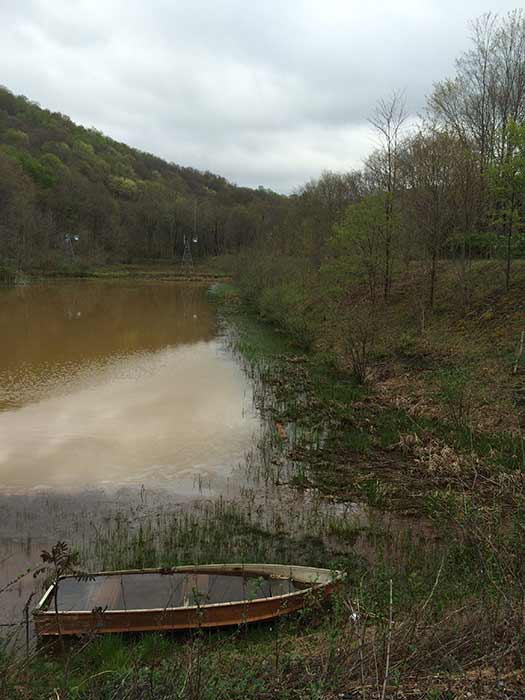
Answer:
0, 260, 231, 284
216, 256, 525, 510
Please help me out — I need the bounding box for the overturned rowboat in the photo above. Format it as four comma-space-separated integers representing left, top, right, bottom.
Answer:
33, 563, 342, 636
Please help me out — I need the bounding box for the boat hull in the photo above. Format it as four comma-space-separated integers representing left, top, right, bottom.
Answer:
33, 564, 341, 636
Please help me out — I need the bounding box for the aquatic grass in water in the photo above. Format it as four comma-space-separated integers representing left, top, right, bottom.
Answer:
80, 493, 353, 573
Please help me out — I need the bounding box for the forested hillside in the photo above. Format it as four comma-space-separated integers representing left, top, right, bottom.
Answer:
0, 85, 283, 272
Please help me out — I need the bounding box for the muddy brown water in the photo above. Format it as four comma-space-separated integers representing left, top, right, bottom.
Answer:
0, 280, 259, 629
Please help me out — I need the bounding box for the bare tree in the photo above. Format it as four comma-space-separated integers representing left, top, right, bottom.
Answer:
489, 121, 525, 290
368, 91, 408, 301
403, 130, 462, 308
494, 11, 525, 162
429, 10, 525, 168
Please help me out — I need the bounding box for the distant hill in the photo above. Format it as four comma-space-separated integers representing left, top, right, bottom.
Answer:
0, 85, 283, 271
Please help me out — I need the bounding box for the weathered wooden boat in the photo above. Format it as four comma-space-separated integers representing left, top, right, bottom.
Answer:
33, 563, 342, 636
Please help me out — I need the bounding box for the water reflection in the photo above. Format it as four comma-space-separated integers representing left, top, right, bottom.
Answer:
0, 281, 216, 409
0, 281, 256, 493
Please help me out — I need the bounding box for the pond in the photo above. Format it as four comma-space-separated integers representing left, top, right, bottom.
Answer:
0, 280, 257, 494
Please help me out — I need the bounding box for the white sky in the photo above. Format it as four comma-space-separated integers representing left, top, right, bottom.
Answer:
0, 0, 521, 192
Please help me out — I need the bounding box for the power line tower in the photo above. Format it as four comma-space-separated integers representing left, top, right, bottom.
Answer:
64, 234, 79, 259
182, 234, 193, 267
182, 198, 198, 268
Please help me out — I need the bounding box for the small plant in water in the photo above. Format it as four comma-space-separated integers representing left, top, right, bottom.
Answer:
35, 541, 92, 653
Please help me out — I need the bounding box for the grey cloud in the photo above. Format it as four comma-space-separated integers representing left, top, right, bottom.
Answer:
0, 0, 522, 191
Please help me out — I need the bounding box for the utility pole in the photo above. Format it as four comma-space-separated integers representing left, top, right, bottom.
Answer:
182, 198, 198, 268
182, 234, 193, 267
64, 234, 79, 259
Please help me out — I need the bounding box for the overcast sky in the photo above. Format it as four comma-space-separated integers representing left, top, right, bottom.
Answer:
0, 1, 521, 192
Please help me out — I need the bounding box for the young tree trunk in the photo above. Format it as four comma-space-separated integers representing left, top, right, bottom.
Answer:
429, 248, 438, 308
214, 221, 220, 256
505, 221, 512, 292
384, 226, 391, 302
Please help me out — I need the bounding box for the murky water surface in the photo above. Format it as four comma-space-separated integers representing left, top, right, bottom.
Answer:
0, 281, 256, 494
0, 280, 258, 626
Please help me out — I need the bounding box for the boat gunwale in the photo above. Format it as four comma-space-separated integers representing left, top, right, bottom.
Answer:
33, 564, 342, 617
